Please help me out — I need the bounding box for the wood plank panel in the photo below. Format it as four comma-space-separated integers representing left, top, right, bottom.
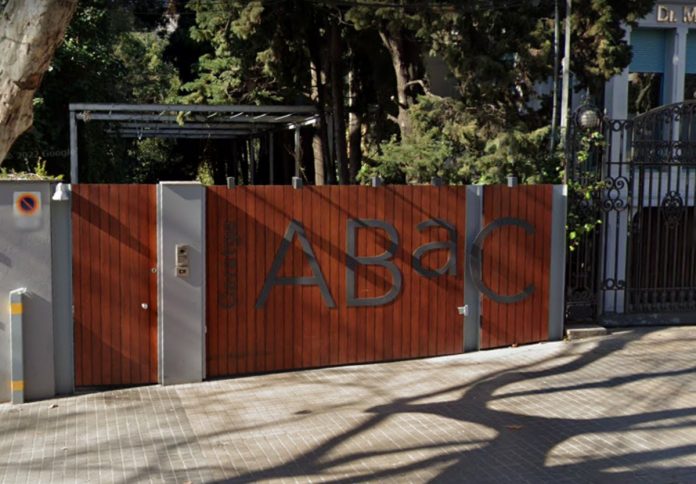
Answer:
72, 184, 157, 387
108, 185, 121, 385
328, 186, 340, 366
420, 186, 432, 356
291, 186, 303, 368
316, 187, 331, 367
380, 188, 393, 361
206, 190, 219, 376
338, 186, 349, 364
121, 185, 135, 383
146, 185, 158, 382
267, 187, 283, 370
397, 185, 412, 359
238, 187, 250, 374
207, 185, 572, 377
481, 185, 553, 349
408, 186, 422, 356
365, 185, 377, 362
390, 187, 402, 360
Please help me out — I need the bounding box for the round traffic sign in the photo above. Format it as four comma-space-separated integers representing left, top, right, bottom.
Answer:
15, 193, 40, 216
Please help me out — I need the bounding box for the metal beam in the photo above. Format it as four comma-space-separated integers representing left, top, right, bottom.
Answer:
115, 129, 249, 136
69, 103, 317, 114
294, 126, 301, 178
76, 113, 313, 125
69, 111, 78, 183
115, 132, 245, 139
116, 122, 270, 131
249, 138, 256, 185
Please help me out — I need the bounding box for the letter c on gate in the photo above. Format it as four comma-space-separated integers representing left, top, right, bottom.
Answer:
468, 217, 536, 304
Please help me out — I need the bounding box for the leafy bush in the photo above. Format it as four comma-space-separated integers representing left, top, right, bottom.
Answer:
358, 95, 562, 185
0, 159, 64, 181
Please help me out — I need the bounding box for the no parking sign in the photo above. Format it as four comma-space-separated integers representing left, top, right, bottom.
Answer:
13, 191, 42, 229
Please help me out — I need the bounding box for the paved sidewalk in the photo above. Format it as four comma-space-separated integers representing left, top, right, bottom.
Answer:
1, 327, 696, 483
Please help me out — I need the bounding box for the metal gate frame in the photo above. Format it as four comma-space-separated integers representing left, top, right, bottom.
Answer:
566, 102, 696, 325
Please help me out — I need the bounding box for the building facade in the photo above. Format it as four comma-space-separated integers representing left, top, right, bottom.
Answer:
606, 1, 696, 119
566, 3, 696, 325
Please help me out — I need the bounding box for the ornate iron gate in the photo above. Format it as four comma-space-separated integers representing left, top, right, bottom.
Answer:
566, 102, 696, 323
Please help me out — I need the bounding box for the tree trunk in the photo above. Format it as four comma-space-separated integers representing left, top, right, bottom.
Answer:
330, 21, 349, 185
0, 0, 78, 164
308, 17, 335, 185
378, 28, 423, 139
310, 57, 326, 185
348, 67, 362, 183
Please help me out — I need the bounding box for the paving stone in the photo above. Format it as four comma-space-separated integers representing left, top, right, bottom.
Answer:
1, 327, 696, 483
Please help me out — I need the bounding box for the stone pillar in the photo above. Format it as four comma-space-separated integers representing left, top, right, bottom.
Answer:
601, 27, 631, 315
157, 182, 206, 385
0, 181, 56, 402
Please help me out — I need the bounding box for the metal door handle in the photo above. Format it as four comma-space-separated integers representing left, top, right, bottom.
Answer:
141, 303, 149, 310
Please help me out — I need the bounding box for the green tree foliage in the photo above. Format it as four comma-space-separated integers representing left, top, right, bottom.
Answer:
182, 0, 314, 104
6, 0, 180, 181
6, 0, 657, 184
349, 0, 653, 184
358, 95, 562, 185
348, 0, 653, 127
569, 0, 655, 92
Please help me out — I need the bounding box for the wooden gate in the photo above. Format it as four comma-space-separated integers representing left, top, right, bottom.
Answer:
72, 185, 158, 387
480, 185, 553, 349
206, 186, 467, 378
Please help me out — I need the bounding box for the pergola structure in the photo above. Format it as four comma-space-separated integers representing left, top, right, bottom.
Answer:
68, 103, 318, 183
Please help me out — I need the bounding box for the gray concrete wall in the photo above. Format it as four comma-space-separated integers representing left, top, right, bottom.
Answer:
0, 181, 55, 402
158, 182, 205, 385
548, 185, 568, 341
51, 186, 73, 395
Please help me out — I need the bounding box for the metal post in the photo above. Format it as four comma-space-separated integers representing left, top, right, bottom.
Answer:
559, 0, 572, 143
249, 138, 256, 185
464, 186, 483, 352
9, 288, 27, 404
269, 132, 275, 185
548, 185, 568, 340
550, 0, 560, 153
69, 111, 78, 183
294, 126, 301, 179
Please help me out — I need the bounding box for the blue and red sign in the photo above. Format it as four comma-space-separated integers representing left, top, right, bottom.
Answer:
13, 191, 42, 229
15, 193, 40, 216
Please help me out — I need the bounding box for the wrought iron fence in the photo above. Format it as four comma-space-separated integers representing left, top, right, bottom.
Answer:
566, 102, 696, 322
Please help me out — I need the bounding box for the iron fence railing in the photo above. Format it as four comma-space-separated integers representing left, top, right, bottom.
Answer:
566, 102, 696, 322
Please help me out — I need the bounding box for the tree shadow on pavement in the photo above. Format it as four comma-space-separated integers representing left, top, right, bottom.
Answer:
217, 329, 696, 483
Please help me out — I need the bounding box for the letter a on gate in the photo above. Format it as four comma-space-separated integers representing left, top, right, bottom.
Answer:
255, 220, 336, 308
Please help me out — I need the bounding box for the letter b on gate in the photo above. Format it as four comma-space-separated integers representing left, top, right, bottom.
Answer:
346, 219, 402, 307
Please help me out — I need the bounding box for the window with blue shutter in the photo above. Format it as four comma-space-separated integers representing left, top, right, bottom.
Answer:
686, 33, 696, 74
630, 29, 667, 73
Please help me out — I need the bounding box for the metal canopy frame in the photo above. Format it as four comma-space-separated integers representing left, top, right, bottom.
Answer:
68, 103, 318, 183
